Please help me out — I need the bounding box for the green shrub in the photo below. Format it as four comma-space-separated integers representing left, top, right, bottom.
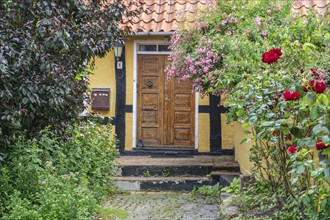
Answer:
0, 121, 119, 218
0, 0, 139, 149
221, 177, 240, 195
190, 185, 222, 203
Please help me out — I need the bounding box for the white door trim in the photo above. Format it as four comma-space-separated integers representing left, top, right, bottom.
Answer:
132, 40, 199, 150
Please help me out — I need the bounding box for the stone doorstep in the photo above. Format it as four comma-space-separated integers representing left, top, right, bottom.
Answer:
115, 155, 236, 166
114, 162, 240, 177
112, 176, 211, 191
112, 156, 241, 191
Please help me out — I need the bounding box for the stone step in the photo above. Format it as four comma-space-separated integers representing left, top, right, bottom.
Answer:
120, 149, 235, 157
114, 162, 240, 177
210, 171, 240, 187
112, 176, 211, 191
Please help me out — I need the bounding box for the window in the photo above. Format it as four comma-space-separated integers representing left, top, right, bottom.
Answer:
139, 45, 157, 52
138, 44, 170, 53
158, 45, 170, 52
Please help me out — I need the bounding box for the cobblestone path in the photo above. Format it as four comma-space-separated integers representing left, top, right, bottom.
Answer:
103, 192, 220, 220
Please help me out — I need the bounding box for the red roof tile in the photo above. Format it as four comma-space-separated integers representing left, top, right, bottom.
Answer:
123, 0, 209, 33
293, 0, 329, 15
122, 0, 329, 33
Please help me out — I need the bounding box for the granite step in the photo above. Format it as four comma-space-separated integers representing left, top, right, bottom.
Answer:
113, 156, 241, 191
114, 162, 240, 177
112, 176, 211, 191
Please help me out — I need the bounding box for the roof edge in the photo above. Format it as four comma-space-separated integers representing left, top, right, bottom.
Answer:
129, 31, 174, 36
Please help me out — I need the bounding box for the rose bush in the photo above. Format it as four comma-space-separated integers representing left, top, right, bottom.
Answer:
229, 48, 329, 218
167, 0, 330, 218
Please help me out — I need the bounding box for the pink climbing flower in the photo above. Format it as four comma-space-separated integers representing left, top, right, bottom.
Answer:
255, 17, 261, 30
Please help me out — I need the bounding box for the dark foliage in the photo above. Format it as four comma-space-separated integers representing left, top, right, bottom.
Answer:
0, 0, 139, 151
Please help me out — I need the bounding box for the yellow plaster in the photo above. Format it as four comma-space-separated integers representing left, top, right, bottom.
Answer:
234, 123, 254, 174
88, 51, 116, 117
199, 95, 209, 105
125, 38, 134, 105
198, 113, 210, 152
221, 114, 234, 149
125, 113, 133, 150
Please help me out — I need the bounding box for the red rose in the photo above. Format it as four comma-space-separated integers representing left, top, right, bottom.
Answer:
262, 51, 279, 64
287, 146, 297, 154
283, 90, 300, 101
314, 81, 326, 94
291, 91, 300, 100
308, 80, 316, 87
303, 86, 308, 92
269, 48, 283, 57
316, 140, 328, 150
308, 80, 327, 94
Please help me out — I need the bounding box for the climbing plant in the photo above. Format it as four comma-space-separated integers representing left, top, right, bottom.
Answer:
166, 0, 329, 96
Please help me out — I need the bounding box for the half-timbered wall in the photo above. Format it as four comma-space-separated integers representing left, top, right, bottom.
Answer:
89, 35, 235, 152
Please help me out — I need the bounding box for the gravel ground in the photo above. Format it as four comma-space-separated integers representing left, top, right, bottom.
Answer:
102, 191, 221, 220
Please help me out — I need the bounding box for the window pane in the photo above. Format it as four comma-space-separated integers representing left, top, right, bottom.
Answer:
158, 45, 170, 51
139, 45, 157, 51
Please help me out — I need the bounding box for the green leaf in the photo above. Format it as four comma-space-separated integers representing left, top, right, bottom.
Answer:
321, 148, 330, 155
312, 124, 330, 136
290, 126, 303, 138
260, 121, 273, 127
242, 122, 250, 128
297, 138, 315, 147
310, 105, 318, 120
248, 116, 257, 125
318, 94, 329, 106
296, 164, 305, 175
282, 128, 290, 135
236, 109, 245, 117
270, 137, 278, 143
301, 195, 311, 206
22, 97, 29, 104
320, 159, 330, 165
291, 177, 298, 185
240, 138, 252, 144
302, 93, 314, 106
283, 112, 291, 119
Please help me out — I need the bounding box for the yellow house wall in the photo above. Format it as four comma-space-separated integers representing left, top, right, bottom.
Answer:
89, 51, 116, 117
125, 113, 133, 150
89, 35, 235, 153
198, 113, 210, 152
222, 114, 234, 149
234, 123, 254, 174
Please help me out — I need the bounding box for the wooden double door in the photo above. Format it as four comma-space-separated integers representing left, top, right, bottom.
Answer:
137, 55, 195, 148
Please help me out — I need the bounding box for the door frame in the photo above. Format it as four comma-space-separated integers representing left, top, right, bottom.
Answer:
132, 40, 199, 150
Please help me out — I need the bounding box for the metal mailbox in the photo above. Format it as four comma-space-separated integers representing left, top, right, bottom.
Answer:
91, 88, 110, 111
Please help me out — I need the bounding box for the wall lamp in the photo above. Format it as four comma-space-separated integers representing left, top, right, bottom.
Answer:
114, 41, 123, 60
114, 41, 123, 70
